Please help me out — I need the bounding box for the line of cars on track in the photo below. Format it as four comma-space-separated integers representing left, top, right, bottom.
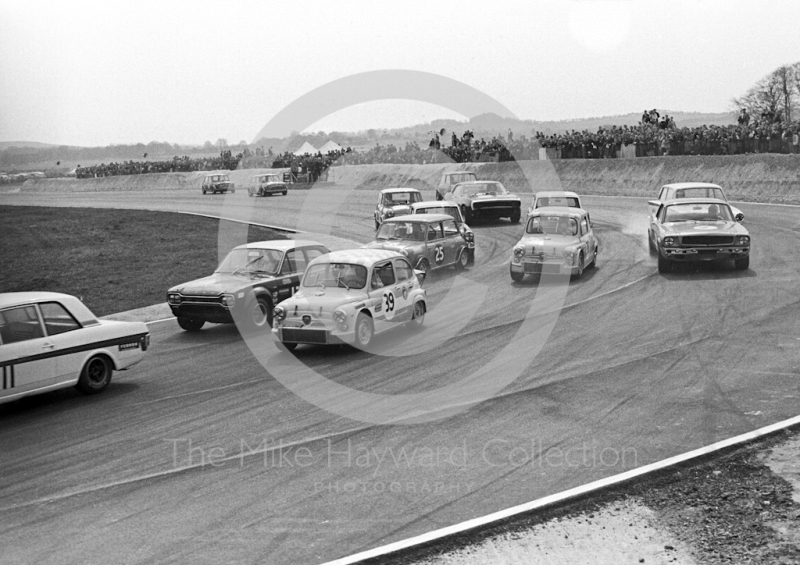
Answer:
1, 177, 750, 405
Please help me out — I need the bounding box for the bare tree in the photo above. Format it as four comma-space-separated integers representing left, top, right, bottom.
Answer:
773, 65, 795, 123
732, 62, 799, 123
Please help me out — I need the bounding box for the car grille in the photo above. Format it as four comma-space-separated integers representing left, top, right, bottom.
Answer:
681, 235, 735, 246
473, 200, 520, 211
281, 328, 328, 344
181, 296, 222, 304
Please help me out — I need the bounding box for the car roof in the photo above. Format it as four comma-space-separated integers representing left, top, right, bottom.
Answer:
232, 239, 326, 252
662, 182, 723, 190
411, 201, 458, 208
442, 171, 477, 176
0, 291, 77, 309
387, 213, 454, 223
380, 187, 420, 194
528, 206, 587, 218
456, 180, 501, 185
313, 248, 403, 265
535, 191, 580, 198
662, 197, 729, 206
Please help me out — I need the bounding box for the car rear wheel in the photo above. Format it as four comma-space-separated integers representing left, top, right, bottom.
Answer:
410, 301, 425, 329
657, 253, 672, 273
510, 209, 521, 223
177, 317, 205, 331
76, 355, 113, 395
416, 258, 430, 278
734, 257, 750, 270
354, 313, 373, 348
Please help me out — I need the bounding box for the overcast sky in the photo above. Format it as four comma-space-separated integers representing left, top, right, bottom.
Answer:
1, 0, 797, 147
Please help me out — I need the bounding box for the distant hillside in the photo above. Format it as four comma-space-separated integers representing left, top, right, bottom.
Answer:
0, 141, 60, 150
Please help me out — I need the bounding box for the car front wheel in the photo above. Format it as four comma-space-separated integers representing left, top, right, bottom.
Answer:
177, 317, 205, 331
410, 301, 425, 329
455, 248, 469, 270
657, 253, 672, 273
510, 267, 524, 282
354, 313, 374, 348
510, 209, 521, 223
462, 206, 472, 223
247, 297, 273, 331
734, 257, 750, 270
76, 355, 113, 395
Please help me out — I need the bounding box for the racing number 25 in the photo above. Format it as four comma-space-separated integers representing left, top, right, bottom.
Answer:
434, 245, 444, 263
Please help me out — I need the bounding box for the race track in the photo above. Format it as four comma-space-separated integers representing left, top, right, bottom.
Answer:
1, 185, 799, 564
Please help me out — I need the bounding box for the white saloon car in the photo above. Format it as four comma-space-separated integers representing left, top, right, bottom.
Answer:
272, 249, 427, 350
0, 292, 149, 404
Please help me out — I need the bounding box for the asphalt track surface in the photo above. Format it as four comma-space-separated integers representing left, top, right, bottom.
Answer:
1, 186, 799, 564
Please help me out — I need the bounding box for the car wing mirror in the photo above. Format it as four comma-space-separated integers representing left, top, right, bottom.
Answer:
414, 269, 426, 286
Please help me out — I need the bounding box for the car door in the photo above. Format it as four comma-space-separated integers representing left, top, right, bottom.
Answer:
39, 301, 88, 382
367, 261, 398, 332
0, 304, 56, 399
579, 214, 595, 262
441, 219, 461, 265
391, 258, 416, 322
426, 222, 446, 269
276, 249, 304, 299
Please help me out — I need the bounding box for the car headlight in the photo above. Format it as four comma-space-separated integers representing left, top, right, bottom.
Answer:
737, 235, 750, 246
563, 249, 575, 262
221, 294, 235, 308
334, 309, 348, 330
513, 246, 525, 258
663, 236, 676, 247
385, 209, 395, 218
464, 231, 474, 242
273, 305, 286, 321
167, 293, 182, 305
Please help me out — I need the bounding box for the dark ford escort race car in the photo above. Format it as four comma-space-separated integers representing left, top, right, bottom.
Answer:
444, 180, 522, 223
166, 240, 330, 331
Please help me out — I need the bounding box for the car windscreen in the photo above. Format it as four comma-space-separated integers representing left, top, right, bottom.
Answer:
536, 196, 579, 207
303, 263, 368, 289
526, 215, 579, 236
376, 221, 426, 241
673, 187, 725, 200
210, 175, 229, 182
216, 248, 283, 274
463, 183, 506, 197
447, 173, 477, 183
384, 192, 421, 205
266, 175, 281, 182
664, 202, 733, 223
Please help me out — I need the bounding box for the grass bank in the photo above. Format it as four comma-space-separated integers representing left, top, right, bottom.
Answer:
0, 206, 287, 316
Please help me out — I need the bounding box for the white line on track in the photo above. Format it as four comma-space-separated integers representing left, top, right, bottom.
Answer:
320, 414, 800, 565
146, 317, 175, 325
127, 379, 265, 405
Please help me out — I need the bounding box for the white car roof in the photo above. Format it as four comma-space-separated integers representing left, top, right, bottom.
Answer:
412, 201, 458, 209
232, 239, 325, 252
387, 213, 454, 223
0, 292, 99, 324
535, 191, 580, 198
662, 182, 722, 190
528, 206, 587, 218
380, 187, 421, 194
311, 249, 402, 266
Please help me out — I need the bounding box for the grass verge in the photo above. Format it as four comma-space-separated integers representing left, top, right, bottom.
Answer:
0, 206, 288, 316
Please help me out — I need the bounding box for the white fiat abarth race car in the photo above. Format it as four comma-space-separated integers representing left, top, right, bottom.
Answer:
0, 292, 149, 404
272, 249, 427, 351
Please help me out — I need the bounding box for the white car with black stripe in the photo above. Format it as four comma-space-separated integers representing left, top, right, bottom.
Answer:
0, 292, 149, 404
272, 249, 427, 350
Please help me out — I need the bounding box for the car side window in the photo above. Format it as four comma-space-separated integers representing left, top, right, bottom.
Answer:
393, 258, 414, 281
658, 187, 667, 200
40, 302, 81, 336
427, 223, 443, 240
442, 219, 459, 237
0, 305, 45, 344
281, 250, 305, 275
375, 262, 396, 286
304, 248, 325, 265
657, 205, 667, 223
580, 217, 589, 235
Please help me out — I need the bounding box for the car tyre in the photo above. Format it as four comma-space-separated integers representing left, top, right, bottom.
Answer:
455, 248, 469, 270
416, 258, 431, 279
76, 355, 113, 395
354, 313, 374, 348
648, 233, 656, 254
276, 341, 297, 352
572, 252, 585, 279
435, 191, 443, 201
657, 253, 672, 273
202, 188, 207, 195
410, 301, 425, 329
282, 190, 287, 196
375, 219, 380, 231
510, 267, 524, 282
588, 246, 598, 268
248, 191, 253, 197
177, 317, 205, 331
247, 297, 273, 332
734, 257, 750, 270
462, 206, 472, 223
510, 209, 521, 223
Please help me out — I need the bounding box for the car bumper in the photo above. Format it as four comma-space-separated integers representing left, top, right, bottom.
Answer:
511, 260, 576, 276
660, 247, 750, 262
169, 303, 234, 324
273, 325, 355, 346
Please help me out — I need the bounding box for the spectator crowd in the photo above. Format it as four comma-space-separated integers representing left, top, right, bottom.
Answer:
71, 112, 799, 180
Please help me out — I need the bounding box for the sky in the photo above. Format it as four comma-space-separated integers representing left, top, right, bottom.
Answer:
0, 0, 798, 147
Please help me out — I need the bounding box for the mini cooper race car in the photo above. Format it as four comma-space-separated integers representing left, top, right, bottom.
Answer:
528, 191, 583, 217
374, 188, 423, 230
411, 201, 475, 265
166, 240, 330, 332
201, 172, 235, 194
510, 207, 598, 281
363, 214, 471, 275
444, 180, 522, 223
435, 170, 478, 200
648, 182, 744, 222
0, 292, 149, 404
648, 198, 750, 273
272, 249, 427, 350
247, 173, 288, 197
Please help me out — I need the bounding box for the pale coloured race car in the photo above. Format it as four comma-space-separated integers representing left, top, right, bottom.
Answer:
648, 182, 744, 222
166, 240, 330, 332
410, 201, 475, 265
510, 207, 598, 281
0, 292, 149, 404
435, 170, 478, 200
363, 214, 471, 275
272, 249, 427, 350
247, 173, 288, 197
444, 180, 522, 223
374, 187, 423, 230
648, 198, 750, 273
528, 191, 583, 217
